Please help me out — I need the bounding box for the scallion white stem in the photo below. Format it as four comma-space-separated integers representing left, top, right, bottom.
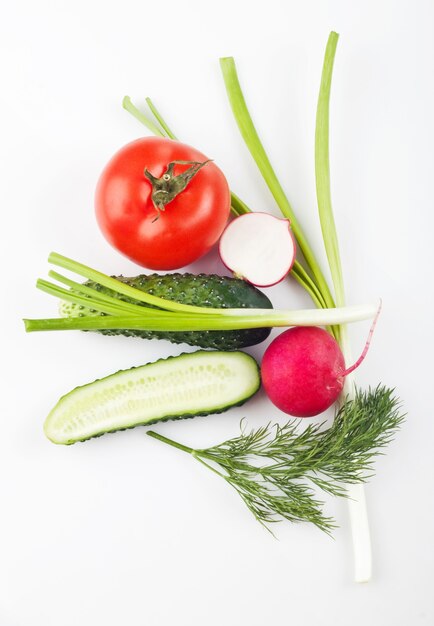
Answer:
339, 326, 372, 583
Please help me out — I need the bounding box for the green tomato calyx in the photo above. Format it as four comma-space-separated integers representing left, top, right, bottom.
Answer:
144, 159, 212, 221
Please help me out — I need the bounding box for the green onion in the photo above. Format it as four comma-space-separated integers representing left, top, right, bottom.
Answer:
24, 253, 378, 335
24, 302, 378, 333
314, 31, 371, 583
219, 56, 336, 312
122, 96, 165, 137
144, 97, 178, 140
36, 279, 131, 317
49, 252, 224, 316
291, 261, 328, 309
47, 271, 148, 315
315, 32, 345, 307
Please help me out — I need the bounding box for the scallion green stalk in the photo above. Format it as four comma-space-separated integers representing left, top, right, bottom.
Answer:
219, 56, 336, 312
48, 252, 229, 316
122, 96, 165, 137
315, 31, 372, 583
36, 279, 131, 317
144, 97, 178, 140
315, 32, 345, 307
46, 271, 149, 315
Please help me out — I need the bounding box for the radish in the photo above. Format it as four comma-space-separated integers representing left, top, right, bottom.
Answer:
219, 212, 295, 287
261, 309, 380, 417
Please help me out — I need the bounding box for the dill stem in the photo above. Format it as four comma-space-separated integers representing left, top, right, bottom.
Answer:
147, 431, 193, 455
147, 432, 226, 478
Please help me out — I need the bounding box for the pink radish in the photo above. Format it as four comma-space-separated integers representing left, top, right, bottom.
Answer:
261, 310, 380, 417
219, 212, 295, 287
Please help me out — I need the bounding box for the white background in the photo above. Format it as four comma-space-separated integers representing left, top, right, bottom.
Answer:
1, 1, 433, 624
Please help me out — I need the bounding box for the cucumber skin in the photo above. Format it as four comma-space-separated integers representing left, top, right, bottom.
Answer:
45, 351, 261, 445
62, 273, 273, 350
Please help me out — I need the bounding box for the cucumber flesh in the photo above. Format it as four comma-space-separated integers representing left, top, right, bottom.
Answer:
44, 351, 260, 445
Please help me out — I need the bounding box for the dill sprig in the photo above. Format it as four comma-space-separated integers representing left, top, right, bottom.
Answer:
147, 386, 404, 534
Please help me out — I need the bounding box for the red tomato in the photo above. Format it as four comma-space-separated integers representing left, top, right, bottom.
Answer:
95, 137, 231, 270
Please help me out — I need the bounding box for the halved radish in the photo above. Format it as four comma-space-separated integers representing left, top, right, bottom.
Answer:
219, 212, 296, 287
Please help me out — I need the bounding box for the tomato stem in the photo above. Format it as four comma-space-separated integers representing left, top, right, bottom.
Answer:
144, 159, 212, 219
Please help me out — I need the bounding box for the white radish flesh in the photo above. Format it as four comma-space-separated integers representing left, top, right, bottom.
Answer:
219, 213, 295, 287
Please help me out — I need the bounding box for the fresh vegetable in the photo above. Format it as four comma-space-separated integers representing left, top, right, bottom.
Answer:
219, 213, 295, 287
24, 253, 379, 336
95, 136, 231, 270
148, 386, 404, 534
261, 317, 377, 417
45, 351, 260, 445
261, 327, 345, 416
59, 272, 273, 350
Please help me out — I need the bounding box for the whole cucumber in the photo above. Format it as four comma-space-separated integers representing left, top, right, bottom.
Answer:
60, 273, 273, 350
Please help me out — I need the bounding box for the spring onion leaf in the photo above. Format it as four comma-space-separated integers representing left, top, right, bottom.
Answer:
315, 31, 345, 307
291, 261, 328, 309
122, 96, 165, 137
36, 279, 129, 317
145, 97, 178, 140
47, 271, 149, 316
219, 56, 336, 312
314, 31, 375, 581
48, 252, 226, 316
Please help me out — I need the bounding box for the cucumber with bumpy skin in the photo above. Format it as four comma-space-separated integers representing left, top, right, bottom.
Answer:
59, 273, 272, 350
44, 350, 260, 444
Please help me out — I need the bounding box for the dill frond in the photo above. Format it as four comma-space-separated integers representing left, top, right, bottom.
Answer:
148, 386, 404, 534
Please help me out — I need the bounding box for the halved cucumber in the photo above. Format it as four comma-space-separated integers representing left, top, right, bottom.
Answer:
44, 351, 260, 444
